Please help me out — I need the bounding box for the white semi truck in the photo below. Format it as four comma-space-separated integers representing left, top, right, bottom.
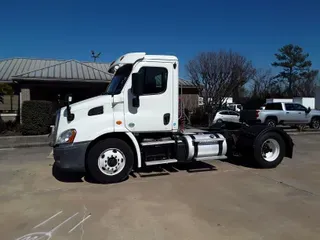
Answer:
52, 52, 294, 184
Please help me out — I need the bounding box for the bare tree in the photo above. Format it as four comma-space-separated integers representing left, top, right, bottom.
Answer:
186, 50, 255, 126
250, 68, 283, 98
294, 70, 318, 97
0, 83, 14, 104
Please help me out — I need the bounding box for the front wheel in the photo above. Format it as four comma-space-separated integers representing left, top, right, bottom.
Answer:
86, 138, 134, 184
253, 132, 285, 168
216, 119, 223, 124
310, 117, 320, 129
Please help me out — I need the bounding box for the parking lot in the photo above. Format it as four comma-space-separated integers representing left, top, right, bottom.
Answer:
1, 134, 320, 240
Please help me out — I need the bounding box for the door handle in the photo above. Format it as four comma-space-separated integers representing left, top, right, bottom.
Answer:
298, 112, 301, 114
163, 113, 170, 125
286, 112, 289, 114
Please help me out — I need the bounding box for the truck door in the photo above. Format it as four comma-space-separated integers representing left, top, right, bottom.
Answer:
284, 103, 307, 124
293, 103, 309, 123
124, 61, 174, 132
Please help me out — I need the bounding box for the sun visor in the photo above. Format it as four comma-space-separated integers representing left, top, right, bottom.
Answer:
107, 52, 146, 74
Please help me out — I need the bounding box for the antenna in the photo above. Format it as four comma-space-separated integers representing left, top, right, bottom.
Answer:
91, 50, 102, 62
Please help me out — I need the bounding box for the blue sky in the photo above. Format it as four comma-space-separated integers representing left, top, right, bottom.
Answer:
1, 0, 319, 78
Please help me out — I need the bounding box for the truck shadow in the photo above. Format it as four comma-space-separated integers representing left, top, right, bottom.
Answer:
52, 161, 217, 184
52, 162, 85, 183
219, 156, 259, 169
130, 161, 217, 179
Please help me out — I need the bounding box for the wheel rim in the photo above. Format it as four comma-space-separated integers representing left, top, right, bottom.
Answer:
98, 148, 126, 176
261, 138, 280, 162
267, 121, 276, 127
312, 119, 319, 129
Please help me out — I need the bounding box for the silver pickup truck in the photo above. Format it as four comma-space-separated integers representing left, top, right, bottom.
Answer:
240, 102, 320, 129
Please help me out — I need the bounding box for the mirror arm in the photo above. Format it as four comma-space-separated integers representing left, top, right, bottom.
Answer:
132, 96, 140, 108
65, 94, 75, 122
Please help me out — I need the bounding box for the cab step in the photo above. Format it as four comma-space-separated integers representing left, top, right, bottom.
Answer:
141, 140, 175, 146
194, 156, 228, 161
145, 159, 178, 166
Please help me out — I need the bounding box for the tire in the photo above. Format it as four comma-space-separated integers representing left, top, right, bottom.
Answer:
253, 132, 285, 168
86, 138, 134, 184
216, 119, 223, 124
310, 117, 320, 129
265, 118, 277, 127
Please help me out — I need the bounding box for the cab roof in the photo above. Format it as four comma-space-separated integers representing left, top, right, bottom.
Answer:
107, 52, 178, 73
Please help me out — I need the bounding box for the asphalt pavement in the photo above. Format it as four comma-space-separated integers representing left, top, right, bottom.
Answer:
0, 134, 320, 240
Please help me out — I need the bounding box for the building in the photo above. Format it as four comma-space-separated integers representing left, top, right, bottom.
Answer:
0, 57, 199, 122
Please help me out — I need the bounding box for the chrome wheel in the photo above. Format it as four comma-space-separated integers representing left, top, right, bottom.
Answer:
312, 119, 320, 129
261, 139, 280, 162
98, 148, 126, 176
267, 120, 276, 127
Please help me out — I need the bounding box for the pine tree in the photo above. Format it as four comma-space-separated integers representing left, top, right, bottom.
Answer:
272, 44, 318, 97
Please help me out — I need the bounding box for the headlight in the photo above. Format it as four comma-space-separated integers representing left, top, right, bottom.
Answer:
57, 129, 77, 144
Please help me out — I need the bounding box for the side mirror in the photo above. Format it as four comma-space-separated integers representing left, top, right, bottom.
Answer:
131, 73, 144, 96
306, 107, 311, 114
65, 94, 74, 121
65, 94, 72, 104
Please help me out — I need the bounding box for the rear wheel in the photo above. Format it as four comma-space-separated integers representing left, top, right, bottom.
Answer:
265, 118, 277, 127
253, 132, 285, 168
86, 138, 134, 184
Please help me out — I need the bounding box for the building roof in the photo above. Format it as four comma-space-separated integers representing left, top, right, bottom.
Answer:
0, 57, 197, 87
179, 78, 197, 88
0, 58, 112, 83
12, 60, 112, 82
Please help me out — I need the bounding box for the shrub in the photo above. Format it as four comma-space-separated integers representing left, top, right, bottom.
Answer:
21, 100, 53, 135
190, 107, 208, 126
5, 120, 20, 132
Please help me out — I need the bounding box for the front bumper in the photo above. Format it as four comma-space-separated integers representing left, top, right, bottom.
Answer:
53, 141, 90, 172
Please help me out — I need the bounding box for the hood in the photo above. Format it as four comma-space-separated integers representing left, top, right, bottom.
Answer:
68, 95, 112, 112
310, 109, 320, 114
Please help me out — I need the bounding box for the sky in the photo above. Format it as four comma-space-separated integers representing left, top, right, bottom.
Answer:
1, 0, 320, 79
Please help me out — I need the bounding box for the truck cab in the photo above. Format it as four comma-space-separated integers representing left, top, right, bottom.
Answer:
52, 52, 294, 184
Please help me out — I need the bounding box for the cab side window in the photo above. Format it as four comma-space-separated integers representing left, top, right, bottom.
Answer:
293, 103, 307, 111
265, 103, 282, 110
285, 103, 294, 111
138, 67, 168, 95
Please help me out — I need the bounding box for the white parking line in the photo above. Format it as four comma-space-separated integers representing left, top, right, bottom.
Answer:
68, 214, 92, 233
50, 212, 79, 233
33, 211, 63, 229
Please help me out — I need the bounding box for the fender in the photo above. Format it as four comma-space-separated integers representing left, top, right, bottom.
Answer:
85, 131, 142, 168
236, 125, 294, 158
125, 132, 142, 168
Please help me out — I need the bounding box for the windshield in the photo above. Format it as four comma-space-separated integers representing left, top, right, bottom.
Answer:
104, 64, 133, 95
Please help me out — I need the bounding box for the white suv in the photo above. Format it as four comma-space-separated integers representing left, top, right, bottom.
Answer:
213, 110, 240, 124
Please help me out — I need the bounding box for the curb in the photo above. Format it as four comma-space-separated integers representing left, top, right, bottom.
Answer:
12, 142, 50, 148
0, 142, 50, 149
0, 134, 51, 149
287, 131, 320, 136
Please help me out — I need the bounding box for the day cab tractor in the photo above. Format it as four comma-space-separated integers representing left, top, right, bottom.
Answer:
52, 52, 294, 184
